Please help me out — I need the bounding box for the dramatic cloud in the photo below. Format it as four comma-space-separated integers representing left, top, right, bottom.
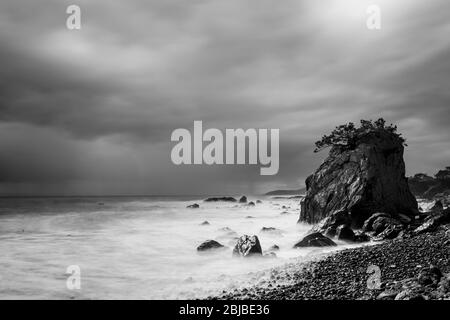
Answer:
0, 0, 449, 195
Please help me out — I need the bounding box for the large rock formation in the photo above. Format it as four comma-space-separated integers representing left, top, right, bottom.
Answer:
299, 130, 418, 228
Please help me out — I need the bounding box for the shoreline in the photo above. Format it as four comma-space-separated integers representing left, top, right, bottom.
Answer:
212, 226, 450, 300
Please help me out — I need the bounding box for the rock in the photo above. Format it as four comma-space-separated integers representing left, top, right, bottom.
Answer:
377, 290, 398, 300
232, 235, 262, 257
372, 216, 402, 236
239, 196, 247, 203
362, 212, 391, 232
200, 221, 210, 225
430, 200, 444, 213
413, 209, 449, 234
248, 201, 255, 206
417, 265, 442, 286
269, 245, 280, 251
353, 231, 370, 242
315, 210, 351, 235
197, 240, 225, 251
260, 227, 283, 235
293, 232, 337, 248
245, 216, 254, 219
397, 213, 412, 224
187, 203, 200, 209
204, 197, 237, 202
336, 225, 355, 241
374, 224, 403, 240
299, 129, 418, 227
256, 200, 262, 204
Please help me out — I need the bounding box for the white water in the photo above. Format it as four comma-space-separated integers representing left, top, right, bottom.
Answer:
0, 196, 368, 299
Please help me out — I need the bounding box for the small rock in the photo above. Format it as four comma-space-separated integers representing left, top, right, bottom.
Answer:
187, 203, 200, 209
239, 196, 248, 203
233, 235, 262, 257
248, 201, 255, 206
197, 240, 225, 251
200, 221, 210, 225
293, 232, 337, 248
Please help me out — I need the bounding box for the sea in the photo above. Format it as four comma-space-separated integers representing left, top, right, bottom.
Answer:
0, 195, 411, 300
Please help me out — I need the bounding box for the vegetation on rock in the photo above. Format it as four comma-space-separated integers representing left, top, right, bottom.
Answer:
314, 118, 407, 153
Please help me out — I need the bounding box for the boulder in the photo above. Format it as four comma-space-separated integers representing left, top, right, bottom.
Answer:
200, 221, 210, 225
256, 200, 262, 204
187, 203, 200, 209
314, 210, 351, 235
293, 232, 337, 248
362, 212, 391, 232
374, 224, 403, 240
232, 235, 262, 257
239, 196, 247, 203
204, 197, 237, 202
371, 216, 402, 236
336, 225, 355, 241
247, 201, 255, 206
299, 130, 418, 228
197, 240, 224, 251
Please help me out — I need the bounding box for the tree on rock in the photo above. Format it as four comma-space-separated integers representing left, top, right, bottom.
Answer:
314, 118, 406, 153
300, 118, 418, 228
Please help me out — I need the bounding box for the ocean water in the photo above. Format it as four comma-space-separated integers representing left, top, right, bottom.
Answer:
0, 196, 368, 300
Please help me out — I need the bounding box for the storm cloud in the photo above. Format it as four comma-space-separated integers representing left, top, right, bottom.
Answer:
0, 0, 449, 195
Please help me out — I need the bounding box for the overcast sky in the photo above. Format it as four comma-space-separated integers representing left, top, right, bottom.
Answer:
0, 0, 449, 196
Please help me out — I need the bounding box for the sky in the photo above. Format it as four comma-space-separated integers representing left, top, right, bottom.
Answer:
0, 0, 449, 196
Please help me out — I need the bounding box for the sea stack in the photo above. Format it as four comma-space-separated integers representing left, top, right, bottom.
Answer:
299, 120, 418, 228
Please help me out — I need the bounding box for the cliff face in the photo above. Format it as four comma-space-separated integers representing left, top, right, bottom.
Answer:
299, 131, 418, 227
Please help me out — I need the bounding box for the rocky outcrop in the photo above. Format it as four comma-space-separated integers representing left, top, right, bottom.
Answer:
232, 235, 262, 257
293, 232, 337, 248
299, 130, 418, 228
239, 196, 247, 203
197, 240, 224, 251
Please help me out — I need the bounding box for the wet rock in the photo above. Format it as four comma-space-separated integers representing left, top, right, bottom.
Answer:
248, 201, 255, 206
256, 200, 262, 204
204, 197, 237, 202
293, 232, 337, 248
372, 216, 402, 236
299, 129, 418, 227
336, 225, 355, 241
430, 200, 444, 213
353, 231, 370, 242
197, 240, 225, 251
233, 235, 262, 257
417, 265, 442, 286
187, 203, 200, 209
200, 221, 210, 225
315, 210, 352, 235
362, 212, 391, 232
374, 224, 403, 240
239, 196, 248, 203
